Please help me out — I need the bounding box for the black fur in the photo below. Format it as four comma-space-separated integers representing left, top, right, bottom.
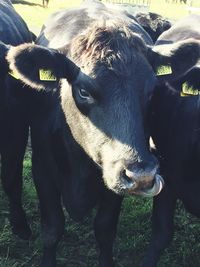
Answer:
0, 0, 33, 240
141, 14, 200, 267
7, 3, 200, 267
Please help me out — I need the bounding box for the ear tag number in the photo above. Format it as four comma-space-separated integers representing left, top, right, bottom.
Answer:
181, 82, 200, 96
9, 70, 20, 79
39, 69, 57, 81
156, 65, 172, 76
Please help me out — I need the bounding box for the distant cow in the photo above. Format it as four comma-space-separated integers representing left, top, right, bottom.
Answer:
7, 1, 200, 266
166, 0, 187, 3
0, 0, 33, 240
42, 0, 49, 8
140, 14, 200, 267
179, 0, 187, 3
135, 12, 171, 42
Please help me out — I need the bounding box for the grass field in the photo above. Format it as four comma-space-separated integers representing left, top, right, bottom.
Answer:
1, 156, 200, 267
1, 0, 200, 266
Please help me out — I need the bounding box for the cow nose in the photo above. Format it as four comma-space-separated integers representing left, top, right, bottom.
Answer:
122, 159, 159, 190
126, 160, 158, 178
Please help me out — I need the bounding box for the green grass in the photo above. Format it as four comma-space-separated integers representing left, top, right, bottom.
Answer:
1, 154, 200, 266
1, 0, 200, 266
14, 0, 82, 34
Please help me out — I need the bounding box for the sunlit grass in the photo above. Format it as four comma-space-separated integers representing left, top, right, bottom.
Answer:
14, 0, 82, 34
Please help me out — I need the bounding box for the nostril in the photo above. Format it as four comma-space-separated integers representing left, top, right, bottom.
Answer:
125, 168, 135, 179
123, 169, 132, 182
121, 170, 136, 189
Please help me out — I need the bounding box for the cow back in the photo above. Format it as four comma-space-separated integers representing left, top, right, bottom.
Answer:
36, 1, 153, 49
0, 0, 32, 45
156, 14, 200, 44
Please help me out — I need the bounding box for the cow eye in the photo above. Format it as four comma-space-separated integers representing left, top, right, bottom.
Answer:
78, 88, 94, 103
79, 88, 90, 98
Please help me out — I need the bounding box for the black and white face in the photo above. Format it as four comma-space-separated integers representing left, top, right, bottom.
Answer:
60, 36, 161, 196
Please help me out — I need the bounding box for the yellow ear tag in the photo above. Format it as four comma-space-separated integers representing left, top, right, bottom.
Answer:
156, 65, 172, 76
39, 69, 57, 81
9, 70, 20, 79
182, 82, 200, 96
180, 92, 190, 97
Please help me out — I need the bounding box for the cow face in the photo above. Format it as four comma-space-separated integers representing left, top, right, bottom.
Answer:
7, 29, 200, 197
59, 26, 163, 196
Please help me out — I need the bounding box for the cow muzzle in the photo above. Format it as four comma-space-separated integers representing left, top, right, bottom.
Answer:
121, 161, 164, 197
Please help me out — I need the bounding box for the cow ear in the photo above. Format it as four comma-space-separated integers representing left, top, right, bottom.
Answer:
148, 39, 200, 83
6, 43, 80, 90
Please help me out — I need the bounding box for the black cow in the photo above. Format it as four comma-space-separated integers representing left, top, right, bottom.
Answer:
135, 12, 171, 43
42, 0, 49, 8
140, 14, 200, 267
0, 0, 33, 240
7, 2, 200, 267
167, 0, 187, 3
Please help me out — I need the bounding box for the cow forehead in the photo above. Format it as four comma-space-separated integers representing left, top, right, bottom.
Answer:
44, 1, 152, 49
66, 25, 153, 97
67, 23, 149, 77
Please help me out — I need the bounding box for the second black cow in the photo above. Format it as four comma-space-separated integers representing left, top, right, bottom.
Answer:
0, 0, 33, 240
140, 14, 200, 267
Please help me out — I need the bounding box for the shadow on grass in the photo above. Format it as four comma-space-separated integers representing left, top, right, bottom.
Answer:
12, 0, 43, 7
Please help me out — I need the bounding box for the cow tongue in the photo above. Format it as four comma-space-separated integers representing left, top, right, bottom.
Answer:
129, 174, 164, 197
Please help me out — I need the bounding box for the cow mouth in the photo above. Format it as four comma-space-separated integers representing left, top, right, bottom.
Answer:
126, 174, 164, 197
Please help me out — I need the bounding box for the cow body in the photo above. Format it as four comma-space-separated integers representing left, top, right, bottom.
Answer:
33, 4, 159, 267
0, 0, 33, 240
7, 2, 200, 267
140, 14, 200, 267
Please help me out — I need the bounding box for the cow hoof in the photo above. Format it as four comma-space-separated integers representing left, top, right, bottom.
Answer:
12, 224, 32, 240
40, 251, 57, 267
99, 263, 115, 267
40, 260, 57, 267
98, 258, 115, 267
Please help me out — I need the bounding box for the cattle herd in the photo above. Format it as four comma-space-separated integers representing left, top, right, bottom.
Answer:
1, 0, 200, 266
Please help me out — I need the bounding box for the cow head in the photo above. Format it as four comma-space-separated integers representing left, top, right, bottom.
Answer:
135, 12, 171, 43
6, 24, 200, 197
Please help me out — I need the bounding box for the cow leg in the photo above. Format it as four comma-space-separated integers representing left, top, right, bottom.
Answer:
0, 128, 31, 240
40, 194, 64, 267
32, 155, 64, 267
140, 185, 177, 267
94, 188, 123, 267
